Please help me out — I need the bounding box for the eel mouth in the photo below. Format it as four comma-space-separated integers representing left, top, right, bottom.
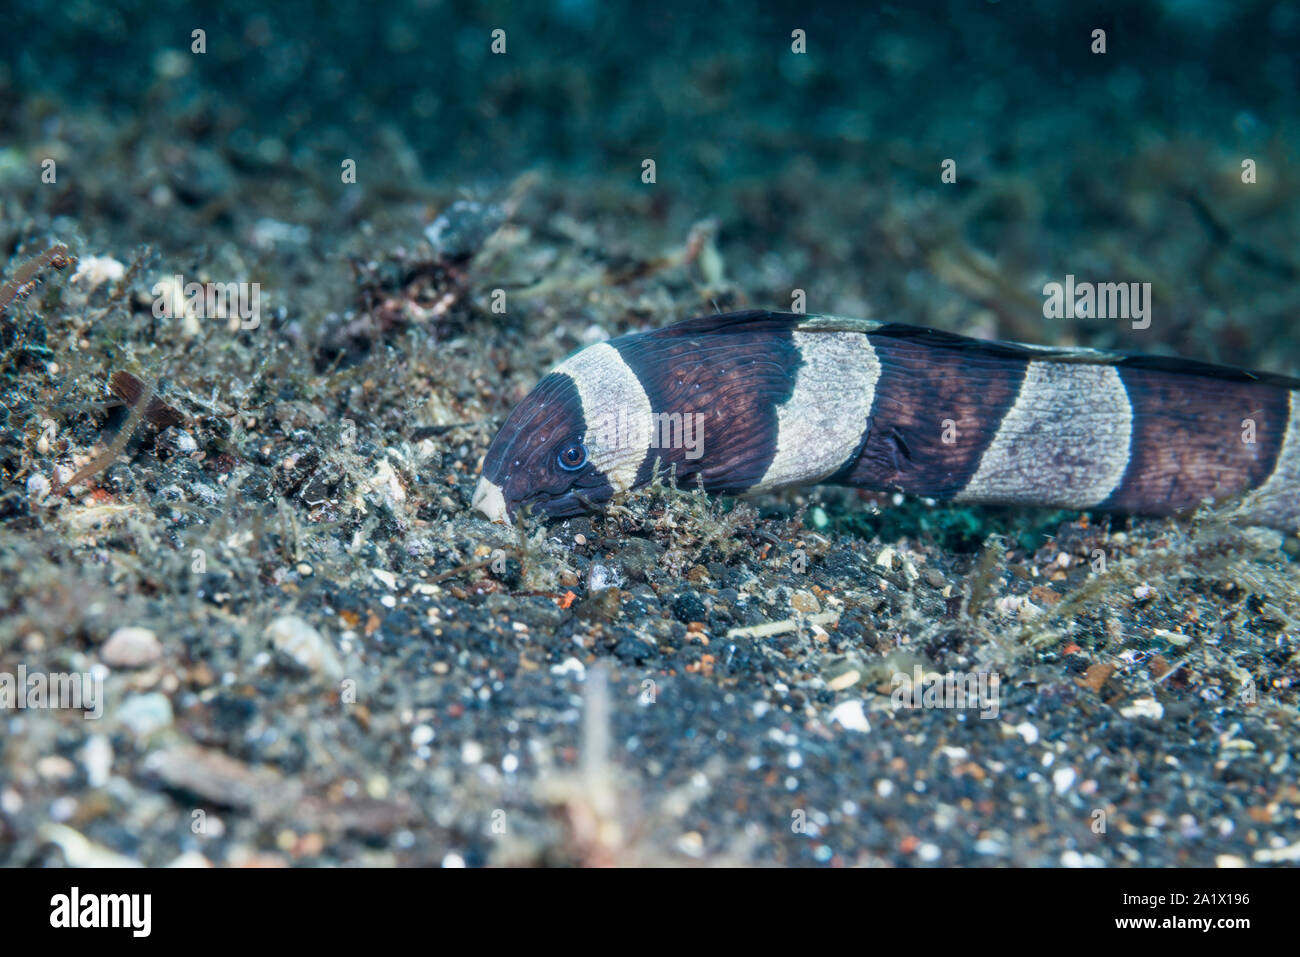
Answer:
472, 477, 509, 524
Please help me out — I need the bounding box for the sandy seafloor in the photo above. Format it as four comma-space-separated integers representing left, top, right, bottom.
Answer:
1, 2, 1299, 866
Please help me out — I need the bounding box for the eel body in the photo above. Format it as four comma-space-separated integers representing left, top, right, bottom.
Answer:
473, 310, 1300, 531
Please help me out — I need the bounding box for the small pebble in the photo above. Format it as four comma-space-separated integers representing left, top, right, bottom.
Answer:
1052, 767, 1076, 794
26, 473, 51, 501
157, 427, 198, 455
114, 693, 174, 739
827, 668, 861, 692
265, 615, 343, 680
102, 626, 162, 668
676, 831, 705, 857
81, 735, 113, 788
790, 590, 820, 614
1014, 721, 1040, 745
71, 255, 126, 290
828, 700, 870, 733
1120, 698, 1164, 720
37, 756, 77, 781
410, 724, 435, 746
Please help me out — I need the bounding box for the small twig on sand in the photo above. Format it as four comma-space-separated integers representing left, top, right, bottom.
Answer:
52, 373, 158, 496
726, 610, 840, 640
0, 243, 75, 316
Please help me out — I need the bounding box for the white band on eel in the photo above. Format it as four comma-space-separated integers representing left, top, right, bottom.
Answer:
1236, 390, 1300, 530
556, 342, 652, 493
955, 361, 1133, 508
756, 331, 881, 491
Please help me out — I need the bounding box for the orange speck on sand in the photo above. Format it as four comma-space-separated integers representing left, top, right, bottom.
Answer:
1062, 643, 1082, 655
1078, 662, 1116, 694
556, 590, 576, 609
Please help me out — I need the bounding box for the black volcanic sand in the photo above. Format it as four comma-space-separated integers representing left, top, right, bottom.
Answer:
1, 2, 1299, 866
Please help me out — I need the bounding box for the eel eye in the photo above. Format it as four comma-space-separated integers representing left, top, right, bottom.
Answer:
557, 441, 587, 472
